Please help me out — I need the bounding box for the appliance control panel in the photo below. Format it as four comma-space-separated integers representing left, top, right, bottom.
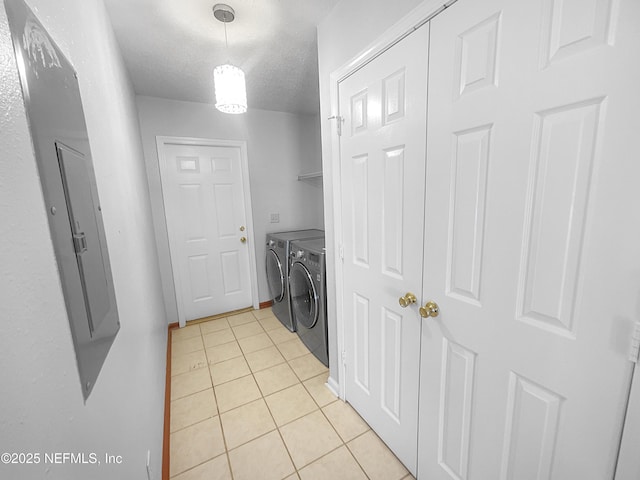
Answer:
304, 251, 321, 268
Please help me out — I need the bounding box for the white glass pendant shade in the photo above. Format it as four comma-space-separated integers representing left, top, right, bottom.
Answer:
214, 64, 247, 114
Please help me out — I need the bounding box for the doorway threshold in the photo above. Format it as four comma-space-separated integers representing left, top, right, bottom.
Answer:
186, 307, 255, 327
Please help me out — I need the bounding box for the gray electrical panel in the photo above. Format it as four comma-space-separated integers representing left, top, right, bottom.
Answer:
5, 0, 120, 400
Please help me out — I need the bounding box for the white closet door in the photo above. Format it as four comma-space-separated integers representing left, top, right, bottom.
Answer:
418, 0, 640, 478
339, 25, 429, 473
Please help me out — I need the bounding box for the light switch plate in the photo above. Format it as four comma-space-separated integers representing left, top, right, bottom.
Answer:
270, 213, 280, 223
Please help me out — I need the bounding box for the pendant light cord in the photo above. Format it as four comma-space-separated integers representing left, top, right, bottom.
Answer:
223, 18, 230, 64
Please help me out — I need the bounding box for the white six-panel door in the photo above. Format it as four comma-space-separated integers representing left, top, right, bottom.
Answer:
160, 140, 253, 322
339, 25, 430, 474
418, 0, 640, 478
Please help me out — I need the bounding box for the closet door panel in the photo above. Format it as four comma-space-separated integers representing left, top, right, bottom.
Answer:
418, 0, 640, 478
339, 24, 430, 475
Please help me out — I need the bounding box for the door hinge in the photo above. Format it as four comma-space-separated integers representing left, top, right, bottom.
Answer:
339, 244, 344, 262
629, 321, 640, 363
73, 232, 87, 254
341, 350, 347, 366
328, 115, 343, 136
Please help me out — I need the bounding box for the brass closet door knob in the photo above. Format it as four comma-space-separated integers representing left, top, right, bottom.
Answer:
240, 237, 247, 243
419, 301, 439, 318
399, 292, 417, 308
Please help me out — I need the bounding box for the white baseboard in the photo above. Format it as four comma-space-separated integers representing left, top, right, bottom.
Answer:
326, 376, 341, 399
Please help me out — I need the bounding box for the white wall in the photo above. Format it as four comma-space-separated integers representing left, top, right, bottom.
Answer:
0, 1, 167, 479
136, 95, 324, 323
317, 0, 425, 388
297, 113, 325, 223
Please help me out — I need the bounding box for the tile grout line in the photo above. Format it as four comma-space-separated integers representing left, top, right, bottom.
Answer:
204, 311, 290, 478
167, 316, 232, 478
203, 323, 294, 390
203, 365, 332, 431
170, 323, 206, 479
201, 326, 237, 480
259, 375, 300, 479
224, 311, 327, 478
301, 386, 371, 479
169, 315, 239, 477
235, 312, 301, 479
224, 311, 296, 479
343, 428, 411, 480
171, 310, 349, 479
271, 338, 339, 478
172, 371, 387, 476
342, 430, 374, 480
169, 340, 325, 408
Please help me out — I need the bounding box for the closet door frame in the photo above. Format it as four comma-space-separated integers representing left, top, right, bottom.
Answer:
325, 0, 640, 477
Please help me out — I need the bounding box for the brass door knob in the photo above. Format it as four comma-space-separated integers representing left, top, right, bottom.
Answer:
419, 301, 439, 318
240, 236, 247, 243
399, 292, 417, 308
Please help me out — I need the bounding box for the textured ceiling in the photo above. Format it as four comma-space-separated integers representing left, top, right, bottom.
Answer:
103, 0, 340, 115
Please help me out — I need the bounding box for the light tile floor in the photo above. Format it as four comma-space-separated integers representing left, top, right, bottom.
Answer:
170, 308, 415, 480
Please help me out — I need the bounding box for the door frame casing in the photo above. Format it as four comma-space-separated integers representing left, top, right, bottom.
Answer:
616, 366, 640, 479
325, 0, 640, 476
156, 136, 259, 327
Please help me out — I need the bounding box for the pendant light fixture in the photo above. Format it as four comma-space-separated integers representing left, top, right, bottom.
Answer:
213, 4, 247, 114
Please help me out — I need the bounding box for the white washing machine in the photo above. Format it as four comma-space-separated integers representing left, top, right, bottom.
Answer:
265, 230, 324, 331
289, 238, 328, 367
